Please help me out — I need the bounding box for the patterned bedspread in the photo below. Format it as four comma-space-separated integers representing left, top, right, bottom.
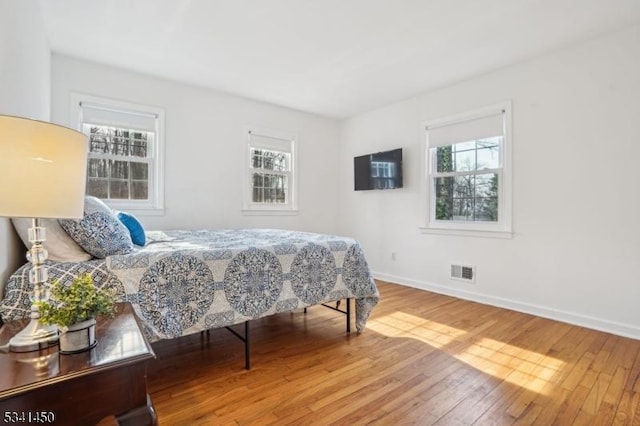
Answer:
1, 229, 379, 342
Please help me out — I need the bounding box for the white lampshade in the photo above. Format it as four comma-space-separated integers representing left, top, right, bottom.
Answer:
0, 115, 88, 219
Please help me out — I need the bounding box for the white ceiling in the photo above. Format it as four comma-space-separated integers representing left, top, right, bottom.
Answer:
40, 0, 640, 119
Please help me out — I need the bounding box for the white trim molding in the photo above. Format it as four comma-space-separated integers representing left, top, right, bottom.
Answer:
242, 125, 298, 215
69, 92, 165, 215
421, 101, 513, 238
373, 271, 640, 341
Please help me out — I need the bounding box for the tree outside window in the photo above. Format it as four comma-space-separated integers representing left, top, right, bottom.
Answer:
250, 148, 290, 204
84, 124, 152, 202
434, 138, 500, 222
244, 129, 297, 213
71, 93, 165, 213
422, 102, 512, 236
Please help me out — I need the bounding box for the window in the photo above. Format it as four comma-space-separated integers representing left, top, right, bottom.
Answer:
421, 102, 512, 237
71, 94, 165, 214
243, 129, 297, 214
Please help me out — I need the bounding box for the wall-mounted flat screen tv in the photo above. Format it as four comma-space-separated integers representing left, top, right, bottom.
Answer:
354, 148, 403, 191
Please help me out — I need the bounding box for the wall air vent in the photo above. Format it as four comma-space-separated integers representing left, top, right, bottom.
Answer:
450, 264, 475, 283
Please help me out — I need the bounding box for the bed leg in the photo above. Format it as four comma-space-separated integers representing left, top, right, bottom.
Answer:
304, 307, 307, 314
224, 322, 251, 369
245, 320, 250, 370
346, 298, 351, 333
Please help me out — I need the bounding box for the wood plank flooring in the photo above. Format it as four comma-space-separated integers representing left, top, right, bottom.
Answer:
107, 281, 640, 425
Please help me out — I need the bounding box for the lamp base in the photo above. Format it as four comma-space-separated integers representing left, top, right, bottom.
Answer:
9, 318, 59, 353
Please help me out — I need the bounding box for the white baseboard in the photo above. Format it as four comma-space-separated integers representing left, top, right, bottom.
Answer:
373, 271, 640, 341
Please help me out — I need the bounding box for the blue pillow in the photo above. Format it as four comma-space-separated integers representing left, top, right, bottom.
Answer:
117, 212, 146, 246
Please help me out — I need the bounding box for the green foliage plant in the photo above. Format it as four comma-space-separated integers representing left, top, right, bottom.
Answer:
36, 274, 116, 330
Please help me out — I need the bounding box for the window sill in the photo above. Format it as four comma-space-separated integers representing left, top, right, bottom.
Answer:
420, 226, 512, 239
242, 208, 299, 216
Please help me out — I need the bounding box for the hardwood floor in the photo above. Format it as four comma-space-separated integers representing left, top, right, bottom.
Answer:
130, 281, 640, 425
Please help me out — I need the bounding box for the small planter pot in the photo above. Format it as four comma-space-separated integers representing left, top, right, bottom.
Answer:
59, 318, 97, 354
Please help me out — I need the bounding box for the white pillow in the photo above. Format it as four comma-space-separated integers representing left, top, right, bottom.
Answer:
12, 218, 93, 263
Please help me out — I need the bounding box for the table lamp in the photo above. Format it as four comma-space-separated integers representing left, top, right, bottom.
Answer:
0, 115, 87, 352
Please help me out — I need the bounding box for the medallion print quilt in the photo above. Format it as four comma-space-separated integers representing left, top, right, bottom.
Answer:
1, 229, 379, 342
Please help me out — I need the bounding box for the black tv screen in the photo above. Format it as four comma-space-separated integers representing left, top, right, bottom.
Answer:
354, 148, 403, 191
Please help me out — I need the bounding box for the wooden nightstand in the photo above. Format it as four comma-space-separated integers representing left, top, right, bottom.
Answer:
0, 303, 156, 425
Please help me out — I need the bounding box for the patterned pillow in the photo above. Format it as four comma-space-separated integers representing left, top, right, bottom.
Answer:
117, 211, 146, 246
59, 196, 133, 258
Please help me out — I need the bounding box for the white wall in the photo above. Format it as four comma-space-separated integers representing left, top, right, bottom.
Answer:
338, 26, 640, 338
0, 0, 52, 295
5, 6, 638, 340
51, 55, 341, 234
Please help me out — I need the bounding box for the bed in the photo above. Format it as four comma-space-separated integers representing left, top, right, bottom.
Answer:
0, 228, 380, 355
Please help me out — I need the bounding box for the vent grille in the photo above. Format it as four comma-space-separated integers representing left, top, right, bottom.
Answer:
450, 264, 475, 282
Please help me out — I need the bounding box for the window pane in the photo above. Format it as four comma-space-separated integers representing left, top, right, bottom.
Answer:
265, 189, 275, 203
475, 197, 498, 221
86, 158, 150, 201
253, 187, 262, 203
112, 131, 129, 156
476, 138, 500, 170
475, 173, 497, 197
435, 174, 498, 222
89, 127, 109, 154
276, 175, 287, 202
452, 175, 475, 220
263, 154, 274, 171
251, 172, 288, 204
455, 141, 477, 151
266, 152, 288, 171
436, 146, 454, 173
131, 138, 148, 157
268, 174, 278, 189
454, 148, 476, 172
110, 160, 129, 179
435, 136, 501, 173
130, 162, 148, 180
109, 180, 129, 199
251, 149, 263, 169
251, 148, 290, 172
475, 173, 498, 221
87, 159, 108, 178
452, 197, 475, 221
85, 124, 152, 159
131, 181, 148, 200
435, 175, 454, 220
86, 179, 108, 199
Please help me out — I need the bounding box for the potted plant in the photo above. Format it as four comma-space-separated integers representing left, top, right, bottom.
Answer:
36, 274, 116, 354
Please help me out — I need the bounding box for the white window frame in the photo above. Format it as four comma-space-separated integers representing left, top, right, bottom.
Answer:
420, 101, 512, 238
242, 127, 298, 215
70, 93, 165, 215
